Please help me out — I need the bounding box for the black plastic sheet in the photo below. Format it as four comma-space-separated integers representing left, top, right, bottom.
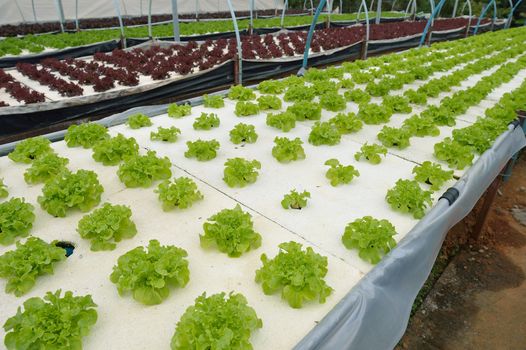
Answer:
367, 34, 422, 55
431, 27, 466, 42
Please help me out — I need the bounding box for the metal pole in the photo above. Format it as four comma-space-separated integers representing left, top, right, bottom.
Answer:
172, 0, 180, 41
362, 0, 370, 59
250, 0, 254, 29
148, 0, 153, 39
506, 0, 524, 28
281, 0, 288, 27
196, 0, 200, 20
54, 0, 65, 33
75, 0, 79, 30
227, 0, 243, 84
376, 0, 382, 24
14, 0, 26, 22
112, 0, 126, 46
299, 0, 328, 74
419, 0, 447, 47
474, 0, 495, 34
452, 0, 459, 17
31, 0, 37, 22
464, 0, 472, 35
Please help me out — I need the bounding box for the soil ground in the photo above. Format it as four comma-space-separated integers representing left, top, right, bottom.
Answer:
397, 151, 526, 350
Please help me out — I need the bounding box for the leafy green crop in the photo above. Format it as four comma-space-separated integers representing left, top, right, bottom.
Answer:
3, 290, 97, 350
117, 151, 172, 188
352, 71, 375, 84
0, 198, 35, 246
382, 95, 412, 114
200, 205, 261, 257
167, 103, 192, 118
255, 241, 333, 308
329, 112, 363, 134
324, 159, 360, 186
0, 237, 66, 296
284, 85, 315, 102
365, 81, 390, 97
24, 153, 69, 184
257, 95, 282, 110
433, 137, 474, 170
77, 203, 137, 251
403, 89, 427, 105
412, 161, 454, 191
8, 136, 53, 164
223, 158, 261, 187
358, 103, 392, 124
150, 126, 181, 142
0, 180, 7, 199
230, 123, 258, 144
235, 101, 260, 116
377, 126, 412, 149
170, 292, 262, 350
354, 142, 388, 164
421, 105, 455, 127
266, 111, 297, 132
127, 113, 153, 129
281, 190, 310, 209
64, 123, 109, 148
308, 122, 341, 146
193, 112, 220, 130
228, 85, 256, 101
38, 170, 104, 217
155, 177, 203, 211
272, 137, 306, 163
339, 78, 355, 89
185, 139, 220, 161
312, 80, 340, 95
257, 79, 286, 94
203, 94, 225, 108
342, 216, 397, 264
344, 89, 371, 104
110, 240, 189, 305
320, 92, 347, 112
92, 134, 139, 165
286, 101, 322, 121
452, 119, 507, 154
386, 179, 433, 219
402, 115, 440, 137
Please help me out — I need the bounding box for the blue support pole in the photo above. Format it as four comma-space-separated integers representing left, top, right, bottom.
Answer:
474, 0, 496, 34
281, 0, 288, 27
298, 0, 328, 75
227, 0, 243, 84
418, 0, 447, 47
506, 0, 524, 28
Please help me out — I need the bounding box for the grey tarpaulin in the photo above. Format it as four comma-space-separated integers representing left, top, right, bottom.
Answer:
294, 123, 526, 350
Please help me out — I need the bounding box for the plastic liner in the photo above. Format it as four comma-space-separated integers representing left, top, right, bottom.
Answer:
330, 16, 410, 27
367, 33, 422, 54
0, 40, 120, 68
431, 27, 466, 42
0, 61, 234, 136
242, 41, 363, 82
294, 122, 526, 350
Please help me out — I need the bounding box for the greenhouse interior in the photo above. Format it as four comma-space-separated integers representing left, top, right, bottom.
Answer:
0, 0, 525, 349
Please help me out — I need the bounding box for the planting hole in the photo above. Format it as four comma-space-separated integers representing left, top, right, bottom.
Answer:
55, 241, 75, 257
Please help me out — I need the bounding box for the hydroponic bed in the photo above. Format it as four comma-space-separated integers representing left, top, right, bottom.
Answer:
0, 27, 525, 350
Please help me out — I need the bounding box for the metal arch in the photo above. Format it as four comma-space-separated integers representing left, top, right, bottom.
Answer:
227, 0, 243, 84
54, 0, 65, 32
404, 0, 417, 18
299, 0, 328, 74
171, 0, 180, 41
148, 0, 153, 38
75, 0, 79, 30
474, 0, 497, 34
112, 0, 125, 40
463, 0, 473, 33
419, 0, 447, 47
281, 0, 288, 27
506, 0, 523, 28
250, 0, 255, 29
376, 0, 382, 24
31, 0, 37, 22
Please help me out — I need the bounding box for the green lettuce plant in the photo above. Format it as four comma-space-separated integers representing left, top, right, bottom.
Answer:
3, 290, 98, 350
386, 179, 433, 219
170, 292, 262, 350
308, 122, 341, 146
110, 240, 189, 305
358, 103, 392, 124
200, 205, 261, 257
64, 123, 109, 148
24, 153, 69, 184
0, 198, 35, 245
257, 79, 286, 94
272, 137, 306, 163
155, 177, 203, 211
223, 158, 261, 187
412, 161, 454, 191
354, 143, 387, 164
185, 139, 220, 161
402, 115, 440, 137
235, 101, 260, 116
8, 136, 53, 163
324, 159, 360, 186
38, 170, 104, 217
284, 85, 315, 102
266, 111, 296, 132
92, 134, 139, 165
433, 137, 474, 170
255, 241, 333, 308
382, 95, 412, 114
403, 89, 427, 105
0, 180, 7, 198
193, 112, 220, 130
286, 101, 321, 121
342, 216, 397, 264
167, 103, 192, 118
150, 126, 181, 142
281, 190, 310, 209
203, 94, 225, 108
228, 85, 256, 101
344, 89, 371, 104
126, 113, 152, 129
230, 123, 258, 144
0, 237, 66, 296
257, 95, 282, 110
377, 126, 412, 149
117, 151, 172, 188
329, 112, 363, 134
320, 92, 346, 112
312, 80, 340, 95
77, 203, 137, 251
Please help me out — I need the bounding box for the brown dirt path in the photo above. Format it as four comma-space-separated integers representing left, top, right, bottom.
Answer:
397, 151, 526, 350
